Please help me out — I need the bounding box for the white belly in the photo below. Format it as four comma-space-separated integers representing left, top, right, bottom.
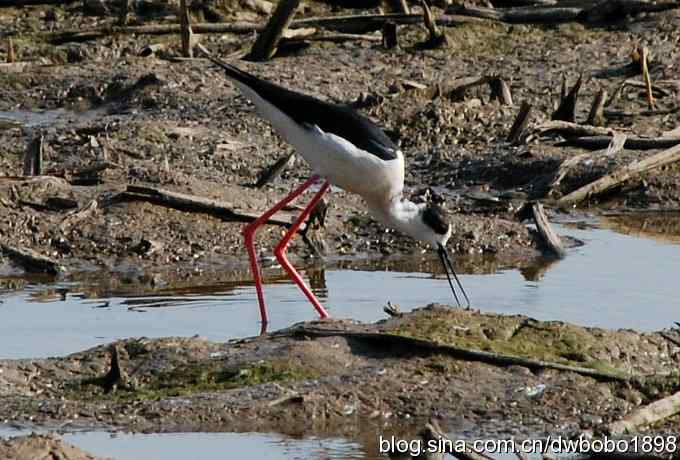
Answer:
232, 79, 404, 202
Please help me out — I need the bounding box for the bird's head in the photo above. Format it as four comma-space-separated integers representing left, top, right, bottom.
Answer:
414, 202, 470, 309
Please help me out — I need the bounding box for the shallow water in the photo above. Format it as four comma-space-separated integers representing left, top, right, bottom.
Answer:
1, 222, 680, 359
1, 218, 680, 459
0, 107, 107, 129
0, 428, 375, 460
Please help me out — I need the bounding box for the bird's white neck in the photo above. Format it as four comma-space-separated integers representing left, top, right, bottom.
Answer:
366, 196, 426, 242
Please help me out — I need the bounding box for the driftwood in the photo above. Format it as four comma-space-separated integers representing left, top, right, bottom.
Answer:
516, 202, 565, 258
60, 199, 98, 230
548, 153, 590, 196
559, 143, 680, 205
552, 73, 582, 122
448, 1, 680, 24
380, 0, 409, 14
0, 62, 30, 73
46, 13, 479, 44
489, 77, 513, 105
23, 134, 44, 176
448, 4, 584, 23
280, 325, 634, 382
586, 89, 607, 126
507, 101, 532, 145
560, 135, 680, 151
254, 153, 295, 188
0, 0, 77, 5
121, 184, 292, 226
535, 120, 614, 138
0, 243, 63, 275
179, 0, 193, 58
638, 46, 655, 109
420, 0, 447, 48
250, 0, 301, 61
604, 105, 680, 120
381, 21, 398, 49
530, 202, 565, 258
6, 37, 15, 63
606, 390, 680, 436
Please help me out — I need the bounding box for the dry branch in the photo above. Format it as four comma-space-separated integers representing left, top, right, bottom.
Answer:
23, 135, 43, 176
559, 143, 680, 205
560, 135, 680, 151
535, 120, 614, 138
586, 89, 607, 126
639, 46, 655, 109
6, 38, 15, 63
448, 1, 680, 24
530, 202, 565, 258
46, 13, 479, 44
121, 184, 292, 226
507, 101, 532, 145
60, 200, 98, 231
606, 390, 680, 435
250, 0, 301, 61
280, 325, 634, 382
0, 243, 63, 275
552, 73, 582, 122
179, 0, 194, 58
548, 154, 590, 196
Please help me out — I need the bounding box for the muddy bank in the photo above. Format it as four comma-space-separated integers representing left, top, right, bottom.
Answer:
1, 306, 679, 438
1, 3, 679, 278
0, 433, 107, 460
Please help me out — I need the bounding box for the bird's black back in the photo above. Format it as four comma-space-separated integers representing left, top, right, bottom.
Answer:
205, 56, 399, 161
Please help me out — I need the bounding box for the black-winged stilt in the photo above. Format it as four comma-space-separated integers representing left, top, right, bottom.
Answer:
199, 48, 470, 328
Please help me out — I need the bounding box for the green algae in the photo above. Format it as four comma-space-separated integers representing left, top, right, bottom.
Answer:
67, 359, 319, 402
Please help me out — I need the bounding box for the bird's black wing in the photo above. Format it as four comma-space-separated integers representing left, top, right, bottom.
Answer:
202, 53, 399, 161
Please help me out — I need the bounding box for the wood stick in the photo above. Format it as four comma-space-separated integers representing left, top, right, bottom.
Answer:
552, 73, 582, 123
380, 0, 409, 14
560, 135, 680, 151
604, 105, 680, 119
639, 46, 655, 110
420, 0, 447, 48
601, 132, 627, 156
254, 153, 295, 188
6, 38, 15, 63
530, 202, 565, 258
449, 4, 583, 23
121, 184, 292, 226
23, 134, 43, 176
0, 243, 63, 275
489, 77, 513, 105
559, 143, 680, 205
46, 13, 480, 45
280, 325, 634, 382
586, 89, 607, 126
249, 0, 301, 61
507, 101, 532, 145
606, 390, 680, 436
535, 120, 614, 138
0, 62, 30, 73
60, 199, 98, 230
179, 0, 194, 58
547, 153, 589, 197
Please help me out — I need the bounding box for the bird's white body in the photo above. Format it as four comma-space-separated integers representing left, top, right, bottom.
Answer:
231, 79, 448, 247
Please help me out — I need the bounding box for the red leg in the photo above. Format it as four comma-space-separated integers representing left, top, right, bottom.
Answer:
274, 181, 331, 319
243, 175, 320, 328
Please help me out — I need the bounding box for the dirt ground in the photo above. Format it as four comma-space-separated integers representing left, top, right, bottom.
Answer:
1, 306, 680, 455
0, 1, 678, 280
2, 1, 680, 457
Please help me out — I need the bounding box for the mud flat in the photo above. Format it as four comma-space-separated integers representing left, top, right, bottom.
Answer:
1, 306, 679, 445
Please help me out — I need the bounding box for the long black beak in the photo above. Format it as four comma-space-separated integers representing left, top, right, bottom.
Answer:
437, 243, 471, 309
